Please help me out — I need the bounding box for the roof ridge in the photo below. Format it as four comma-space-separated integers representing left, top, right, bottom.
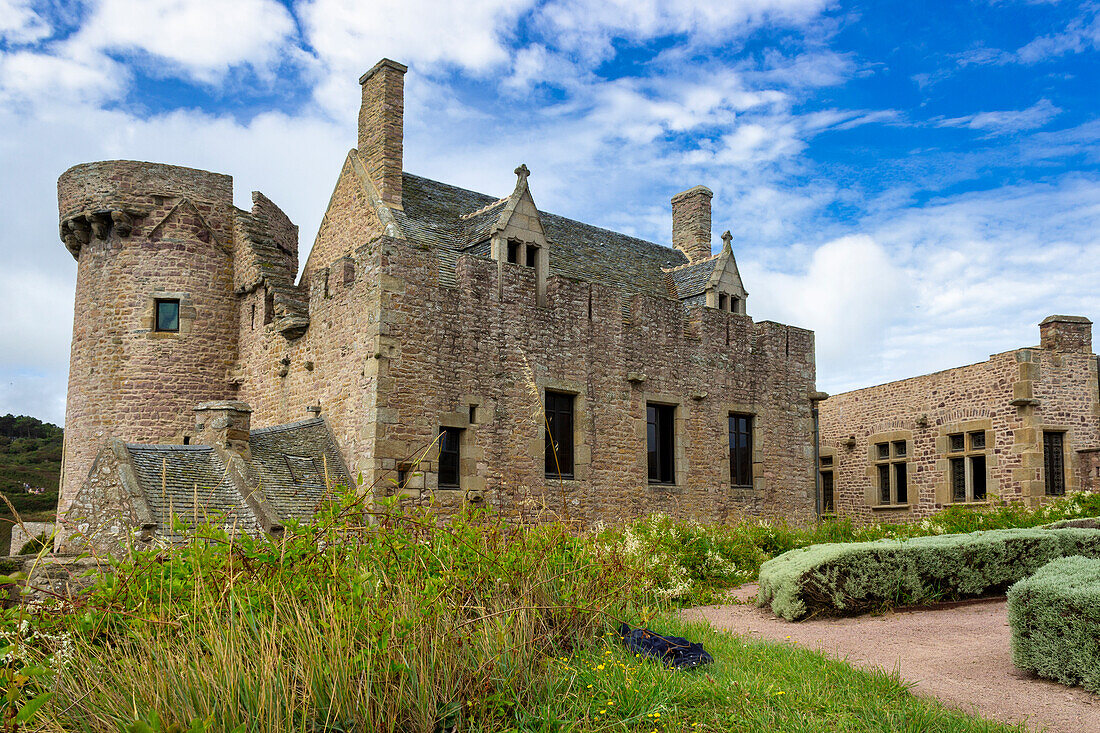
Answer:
459, 196, 508, 220
662, 256, 719, 273
126, 443, 213, 452
249, 417, 325, 436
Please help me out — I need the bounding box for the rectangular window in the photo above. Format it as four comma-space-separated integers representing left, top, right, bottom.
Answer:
1044, 431, 1066, 496
951, 457, 966, 502
438, 427, 462, 488
647, 403, 676, 484
820, 455, 833, 467
544, 391, 575, 478
873, 438, 909, 505
894, 462, 908, 504
947, 429, 992, 502
718, 294, 728, 310
971, 455, 986, 501
155, 299, 180, 332
525, 245, 538, 268
821, 470, 834, 513
730, 296, 739, 313
729, 413, 753, 487
507, 240, 520, 264
878, 463, 891, 504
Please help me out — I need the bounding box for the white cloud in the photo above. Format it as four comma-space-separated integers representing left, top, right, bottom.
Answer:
0, 48, 127, 107
1015, 10, 1100, 63
71, 0, 298, 82
934, 98, 1061, 136
744, 235, 911, 374
299, 0, 536, 116
536, 0, 833, 61
0, 0, 52, 43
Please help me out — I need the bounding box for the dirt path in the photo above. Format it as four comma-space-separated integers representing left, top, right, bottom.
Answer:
683, 585, 1098, 733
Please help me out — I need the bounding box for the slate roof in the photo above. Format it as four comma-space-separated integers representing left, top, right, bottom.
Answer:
396, 173, 689, 300
124, 417, 352, 533
127, 444, 258, 533
246, 418, 353, 522
667, 258, 718, 299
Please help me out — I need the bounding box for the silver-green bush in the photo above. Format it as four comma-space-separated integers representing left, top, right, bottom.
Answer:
1007, 555, 1100, 693
757, 527, 1100, 621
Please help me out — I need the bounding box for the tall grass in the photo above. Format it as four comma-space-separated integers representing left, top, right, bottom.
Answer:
4, 490, 1096, 731
9, 495, 638, 732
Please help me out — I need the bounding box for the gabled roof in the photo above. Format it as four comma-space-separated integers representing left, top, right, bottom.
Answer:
127, 444, 259, 534
247, 418, 353, 522
666, 258, 718, 299
396, 173, 687, 299
121, 417, 353, 534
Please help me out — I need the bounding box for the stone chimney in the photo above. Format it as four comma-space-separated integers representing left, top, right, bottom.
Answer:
358, 58, 407, 209
193, 401, 252, 457
672, 185, 713, 263
1039, 315, 1093, 353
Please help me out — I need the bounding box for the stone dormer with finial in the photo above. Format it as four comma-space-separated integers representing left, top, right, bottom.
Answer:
705, 230, 748, 314
486, 163, 551, 306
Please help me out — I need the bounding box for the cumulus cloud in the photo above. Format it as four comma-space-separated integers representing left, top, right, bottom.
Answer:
0, 0, 52, 44
71, 0, 298, 82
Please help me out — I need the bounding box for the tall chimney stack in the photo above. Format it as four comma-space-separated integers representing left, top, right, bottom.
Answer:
671, 185, 713, 263
358, 58, 407, 209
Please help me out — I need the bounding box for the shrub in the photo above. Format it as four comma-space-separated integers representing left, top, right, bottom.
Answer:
601, 513, 764, 604
757, 527, 1100, 620
1007, 555, 1100, 693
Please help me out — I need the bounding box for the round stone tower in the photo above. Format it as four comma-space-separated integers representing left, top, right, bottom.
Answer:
57, 161, 240, 524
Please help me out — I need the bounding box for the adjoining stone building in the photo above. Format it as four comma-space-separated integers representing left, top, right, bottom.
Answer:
818, 316, 1100, 523
55, 59, 821, 550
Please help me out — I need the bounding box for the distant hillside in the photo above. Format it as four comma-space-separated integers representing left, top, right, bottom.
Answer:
0, 414, 62, 554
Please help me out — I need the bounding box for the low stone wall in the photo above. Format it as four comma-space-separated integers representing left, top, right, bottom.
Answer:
8, 521, 54, 556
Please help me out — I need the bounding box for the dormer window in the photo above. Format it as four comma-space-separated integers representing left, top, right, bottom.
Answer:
507, 240, 520, 264
525, 245, 538, 268
730, 296, 739, 313
718, 293, 728, 310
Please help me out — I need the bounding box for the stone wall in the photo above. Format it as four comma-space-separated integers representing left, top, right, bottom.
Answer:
820, 320, 1100, 523
8, 522, 54, 556
359, 236, 817, 525
233, 155, 386, 485
57, 162, 241, 532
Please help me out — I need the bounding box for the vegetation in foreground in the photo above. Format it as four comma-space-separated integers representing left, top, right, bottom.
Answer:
4, 492, 1096, 731
0, 414, 62, 555
1008, 554, 1100, 693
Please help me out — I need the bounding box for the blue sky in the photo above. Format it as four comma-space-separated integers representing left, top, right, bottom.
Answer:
1, 0, 1098, 425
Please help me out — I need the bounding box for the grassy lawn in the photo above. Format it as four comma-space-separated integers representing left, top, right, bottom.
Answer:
520, 616, 1022, 733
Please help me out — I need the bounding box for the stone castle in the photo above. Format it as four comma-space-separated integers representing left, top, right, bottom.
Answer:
55, 59, 821, 550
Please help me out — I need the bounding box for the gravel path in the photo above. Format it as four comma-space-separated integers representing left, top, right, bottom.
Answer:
682, 585, 1098, 733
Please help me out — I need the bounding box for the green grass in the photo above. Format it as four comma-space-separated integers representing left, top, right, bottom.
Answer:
0, 495, 1036, 733
522, 616, 1023, 732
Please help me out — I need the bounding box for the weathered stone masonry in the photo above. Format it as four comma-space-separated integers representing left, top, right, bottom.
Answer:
819, 316, 1100, 523
55, 58, 820, 548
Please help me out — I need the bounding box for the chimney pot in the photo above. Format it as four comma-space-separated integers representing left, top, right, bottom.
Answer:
671, 185, 713, 263
358, 58, 407, 209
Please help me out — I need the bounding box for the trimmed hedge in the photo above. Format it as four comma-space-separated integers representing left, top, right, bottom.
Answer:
757, 527, 1100, 621
1008, 556, 1100, 693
